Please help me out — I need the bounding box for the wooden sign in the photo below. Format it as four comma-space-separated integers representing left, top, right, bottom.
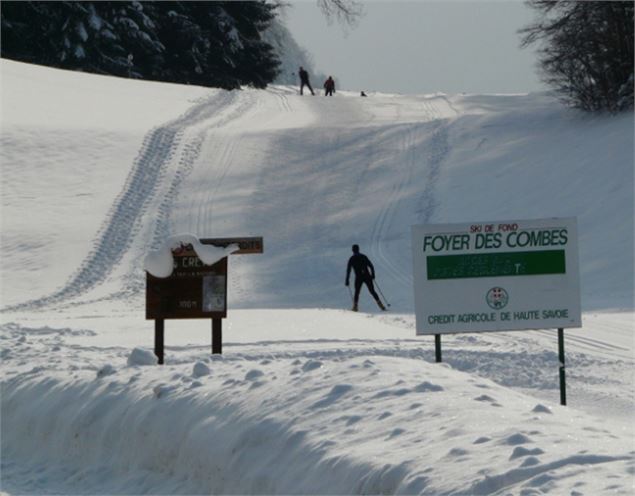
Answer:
145, 236, 263, 362
146, 237, 263, 320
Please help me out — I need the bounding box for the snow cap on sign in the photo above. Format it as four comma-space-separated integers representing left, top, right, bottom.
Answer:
143, 233, 239, 278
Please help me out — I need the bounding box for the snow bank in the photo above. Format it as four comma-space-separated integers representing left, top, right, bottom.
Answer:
2, 337, 632, 495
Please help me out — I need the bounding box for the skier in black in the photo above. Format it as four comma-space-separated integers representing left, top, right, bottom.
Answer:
345, 244, 386, 312
298, 66, 314, 95
324, 76, 335, 96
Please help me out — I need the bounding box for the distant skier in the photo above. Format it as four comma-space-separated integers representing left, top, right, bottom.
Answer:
298, 66, 314, 95
360, 91, 367, 97
324, 76, 335, 96
345, 244, 386, 312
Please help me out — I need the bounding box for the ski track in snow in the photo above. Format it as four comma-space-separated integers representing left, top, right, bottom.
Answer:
126, 91, 258, 296
270, 85, 293, 113
368, 124, 417, 290
369, 120, 451, 294
1, 91, 258, 312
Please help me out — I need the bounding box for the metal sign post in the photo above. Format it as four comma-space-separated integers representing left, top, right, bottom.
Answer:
558, 328, 566, 406
146, 237, 263, 363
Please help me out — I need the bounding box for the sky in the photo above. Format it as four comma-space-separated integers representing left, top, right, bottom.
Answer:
283, 1, 546, 94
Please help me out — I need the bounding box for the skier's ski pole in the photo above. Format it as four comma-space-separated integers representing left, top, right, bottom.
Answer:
375, 281, 391, 308
347, 285, 354, 303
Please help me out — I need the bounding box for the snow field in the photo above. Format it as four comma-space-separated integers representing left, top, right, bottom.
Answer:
1, 59, 633, 494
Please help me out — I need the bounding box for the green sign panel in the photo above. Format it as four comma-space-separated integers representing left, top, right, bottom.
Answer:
426, 250, 566, 280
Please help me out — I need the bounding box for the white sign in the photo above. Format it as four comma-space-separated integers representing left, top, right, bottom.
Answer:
412, 218, 581, 335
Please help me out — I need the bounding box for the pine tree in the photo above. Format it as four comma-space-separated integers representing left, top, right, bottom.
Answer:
217, 2, 280, 88
1, 1, 280, 89
101, 2, 165, 78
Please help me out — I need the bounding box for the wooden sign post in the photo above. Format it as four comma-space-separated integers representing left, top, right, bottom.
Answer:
146, 237, 263, 363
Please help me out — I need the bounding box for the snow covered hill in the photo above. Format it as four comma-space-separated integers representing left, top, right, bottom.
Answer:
1, 59, 633, 494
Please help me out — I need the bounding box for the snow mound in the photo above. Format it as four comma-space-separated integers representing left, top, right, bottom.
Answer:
192, 362, 210, 378
96, 364, 116, 378
127, 348, 157, 366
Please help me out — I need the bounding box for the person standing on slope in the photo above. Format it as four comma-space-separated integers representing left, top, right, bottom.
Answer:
298, 66, 314, 95
324, 76, 335, 96
345, 244, 386, 312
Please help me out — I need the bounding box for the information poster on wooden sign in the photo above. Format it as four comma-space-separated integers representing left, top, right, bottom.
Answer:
412, 217, 582, 335
146, 248, 228, 320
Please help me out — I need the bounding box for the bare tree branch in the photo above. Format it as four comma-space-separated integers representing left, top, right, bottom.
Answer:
519, 0, 634, 112
316, 0, 363, 28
